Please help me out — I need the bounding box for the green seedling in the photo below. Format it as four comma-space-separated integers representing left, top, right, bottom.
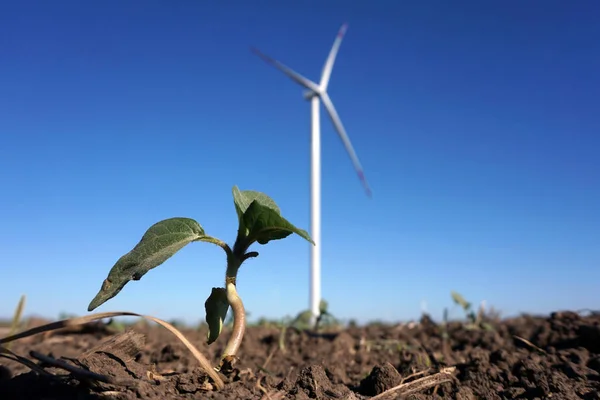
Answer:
441, 307, 450, 359
450, 291, 494, 331
6, 295, 26, 350
314, 299, 340, 331
278, 319, 288, 353
291, 310, 313, 330
87, 186, 314, 371
451, 291, 478, 325
290, 299, 338, 332
260, 300, 336, 355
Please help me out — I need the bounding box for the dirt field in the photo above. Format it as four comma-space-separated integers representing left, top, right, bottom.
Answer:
1, 310, 599, 399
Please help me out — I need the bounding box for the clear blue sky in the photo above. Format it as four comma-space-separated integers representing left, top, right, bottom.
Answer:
1, 1, 599, 325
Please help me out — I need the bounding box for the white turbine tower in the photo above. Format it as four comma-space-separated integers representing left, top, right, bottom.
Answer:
252, 23, 371, 321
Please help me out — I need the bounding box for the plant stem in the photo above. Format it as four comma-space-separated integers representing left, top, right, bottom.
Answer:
218, 250, 255, 371
220, 277, 245, 368
242, 251, 259, 262
278, 323, 287, 354
200, 236, 233, 258
225, 253, 242, 281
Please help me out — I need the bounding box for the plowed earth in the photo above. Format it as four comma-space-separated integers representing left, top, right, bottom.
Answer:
1, 311, 599, 399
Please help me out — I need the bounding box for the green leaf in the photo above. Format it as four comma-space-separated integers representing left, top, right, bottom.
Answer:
204, 287, 229, 344
451, 291, 471, 311
88, 218, 205, 311
233, 186, 281, 217
291, 310, 313, 330
232, 186, 282, 238
319, 299, 329, 315
243, 200, 314, 246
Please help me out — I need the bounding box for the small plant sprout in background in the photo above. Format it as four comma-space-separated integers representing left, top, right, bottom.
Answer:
450, 291, 493, 331
5, 295, 26, 350
87, 186, 314, 374
450, 291, 476, 323
269, 299, 339, 355
441, 307, 450, 359
314, 299, 339, 331
288, 299, 339, 333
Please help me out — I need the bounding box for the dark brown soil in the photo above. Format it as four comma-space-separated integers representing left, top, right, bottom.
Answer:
1, 310, 600, 399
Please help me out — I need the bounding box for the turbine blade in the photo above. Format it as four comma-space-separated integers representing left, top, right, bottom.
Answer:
320, 92, 372, 197
251, 47, 321, 93
319, 23, 348, 92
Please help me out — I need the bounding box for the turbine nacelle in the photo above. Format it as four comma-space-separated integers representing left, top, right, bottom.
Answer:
303, 89, 320, 100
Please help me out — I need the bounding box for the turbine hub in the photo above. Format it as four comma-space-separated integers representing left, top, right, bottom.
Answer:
303, 89, 319, 100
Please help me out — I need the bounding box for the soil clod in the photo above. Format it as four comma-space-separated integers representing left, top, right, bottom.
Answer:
359, 362, 401, 396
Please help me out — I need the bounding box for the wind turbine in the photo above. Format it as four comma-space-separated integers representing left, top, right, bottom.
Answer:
252, 23, 371, 322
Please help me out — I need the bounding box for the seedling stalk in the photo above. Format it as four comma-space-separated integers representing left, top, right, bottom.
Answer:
87, 186, 314, 378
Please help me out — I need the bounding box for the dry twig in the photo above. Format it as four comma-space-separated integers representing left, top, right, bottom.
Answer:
29, 351, 136, 386
370, 366, 456, 399
513, 335, 547, 354
0, 345, 53, 376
